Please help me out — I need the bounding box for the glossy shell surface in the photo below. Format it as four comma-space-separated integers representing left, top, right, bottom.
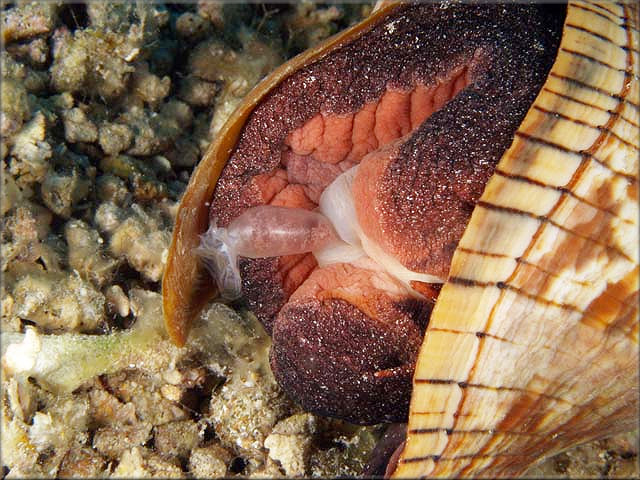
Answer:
394, 1, 639, 477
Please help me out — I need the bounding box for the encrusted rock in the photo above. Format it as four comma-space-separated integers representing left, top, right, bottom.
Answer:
95, 202, 126, 234
98, 122, 134, 155
5, 204, 49, 245
188, 443, 233, 478
58, 447, 107, 478
191, 111, 215, 153
187, 36, 282, 137
308, 422, 381, 477
165, 137, 200, 168
526, 432, 640, 478
196, 1, 225, 30
85, 2, 137, 32
247, 458, 289, 478
264, 413, 317, 476
8, 113, 52, 184
1, 2, 57, 43
1, 51, 28, 80
4, 377, 37, 425
1, 412, 44, 477
5, 37, 49, 67
117, 107, 172, 156
30, 91, 74, 126
154, 419, 201, 458
106, 205, 171, 282
1, 103, 26, 137
160, 100, 193, 129
1, 203, 59, 274
40, 166, 91, 218
1, 287, 19, 332
1, 51, 49, 94
104, 285, 130, 318
104, 368, 187, 427
284, 2, 344, 54
99, 154, 167, 201
88, 387, 137, 427
111, 446, 183, 478
10, 269, 105, 332
175, 12, 211, 40
85, 2, 169, 34
65, 219, 119, 287
209, 349, 290, 464
131, 62, 171, 106
28, 396, 90, 459
50, 28, 137, 99
95, 174, 130, 205
62, 107, 99, 144
93, 423, 153, 458
178, 75, 219, 108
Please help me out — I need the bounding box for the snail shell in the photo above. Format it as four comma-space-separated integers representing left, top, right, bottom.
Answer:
394, 1, 639, 477
163, 0, 639, 476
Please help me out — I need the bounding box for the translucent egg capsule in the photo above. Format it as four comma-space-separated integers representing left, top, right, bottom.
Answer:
197, 205, 339, 300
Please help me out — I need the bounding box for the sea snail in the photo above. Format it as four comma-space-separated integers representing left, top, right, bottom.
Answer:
163, 1, 639, 477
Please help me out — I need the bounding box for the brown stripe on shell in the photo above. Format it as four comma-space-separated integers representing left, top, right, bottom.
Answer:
565, 21, 640, 53
514, 131, 636, 181
474, 200, 633, 262
549, 72, 639, 110
430, 327, 515, 344
447, 275, 584, 313
457, 242, 596, 288
560, 46, 640, 78
542, 86, 640, 128
408, 428, 554, 437
412, 379, 577, 404
444, 276, 633, 338
532, 105, 638, 150
577, 1, 622, 18
400, 452, 525, 464
572, 2, 630, 30
493, 169, 636, 226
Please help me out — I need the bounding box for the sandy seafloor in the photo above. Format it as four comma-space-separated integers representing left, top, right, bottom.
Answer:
0, 1, 638, 478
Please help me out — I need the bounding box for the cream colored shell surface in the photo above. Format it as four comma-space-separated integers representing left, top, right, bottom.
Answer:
394, 1, 639, 477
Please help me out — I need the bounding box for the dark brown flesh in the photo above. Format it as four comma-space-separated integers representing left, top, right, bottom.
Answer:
208, 4, 565, 424
364, 423, 407, 477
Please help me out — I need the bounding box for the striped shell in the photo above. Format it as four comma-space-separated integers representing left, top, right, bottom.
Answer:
394, 1, 639, 477
162, 1, 639, 477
